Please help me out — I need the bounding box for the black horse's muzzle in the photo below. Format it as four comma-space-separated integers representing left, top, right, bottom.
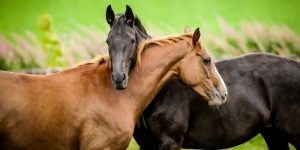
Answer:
112, 72, 128, 90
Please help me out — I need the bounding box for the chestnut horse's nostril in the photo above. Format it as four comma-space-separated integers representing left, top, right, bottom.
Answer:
221, 92, 228, 102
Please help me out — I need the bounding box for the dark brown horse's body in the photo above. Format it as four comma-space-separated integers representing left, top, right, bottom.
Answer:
103, 5, 300, 150
102, 6, 300, 150
0, 31, 227, 150
134, 53, 300, 150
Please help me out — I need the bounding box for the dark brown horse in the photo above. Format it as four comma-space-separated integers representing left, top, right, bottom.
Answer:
106, 5, 151, 90
0, 29, 227, 150
103, 7, 300, 149
134, 53, 300, 150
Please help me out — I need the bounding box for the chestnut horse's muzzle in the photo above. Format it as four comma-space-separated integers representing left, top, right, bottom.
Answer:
208, 87, 228, 106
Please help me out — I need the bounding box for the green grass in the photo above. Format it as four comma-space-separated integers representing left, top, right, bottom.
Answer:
1, 0, 300, 35
127, 134, 296, 150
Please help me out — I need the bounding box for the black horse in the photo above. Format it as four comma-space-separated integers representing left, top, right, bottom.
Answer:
134, 53, 300, 150
103, 5, 300, 149
106, 5, 150, 90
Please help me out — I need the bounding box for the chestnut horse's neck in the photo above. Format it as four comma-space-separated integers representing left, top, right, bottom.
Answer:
0, 35, 194, 150
65, 35, 192, 127
115, 36, 192, 121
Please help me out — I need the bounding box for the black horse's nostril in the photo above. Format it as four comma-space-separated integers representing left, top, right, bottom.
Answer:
112, 74, 117, 81
224, 92, 228, 97
123, 73, 126, 80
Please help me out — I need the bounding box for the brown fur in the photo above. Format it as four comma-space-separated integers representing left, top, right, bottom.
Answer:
0, 32, 226, 150
137, 34, 192, 67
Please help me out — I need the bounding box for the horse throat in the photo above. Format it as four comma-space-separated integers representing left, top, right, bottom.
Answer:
128, 41, 190, 122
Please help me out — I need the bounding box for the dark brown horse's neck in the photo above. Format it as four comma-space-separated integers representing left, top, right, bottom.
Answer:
126, 40, 191, 122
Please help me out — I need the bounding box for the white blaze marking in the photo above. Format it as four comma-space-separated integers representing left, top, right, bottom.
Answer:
214, 65, 227, 92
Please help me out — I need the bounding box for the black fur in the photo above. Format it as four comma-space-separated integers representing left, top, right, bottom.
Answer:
134, 53, 300, 150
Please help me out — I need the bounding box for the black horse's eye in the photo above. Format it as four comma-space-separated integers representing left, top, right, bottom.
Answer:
203, 58, 211, 65
106, 39, 109, 45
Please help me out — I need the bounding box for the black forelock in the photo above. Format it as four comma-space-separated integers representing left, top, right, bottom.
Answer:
112, 14, 126, 29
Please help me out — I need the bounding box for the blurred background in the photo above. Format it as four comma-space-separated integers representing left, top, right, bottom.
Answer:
0, 0, 299, 149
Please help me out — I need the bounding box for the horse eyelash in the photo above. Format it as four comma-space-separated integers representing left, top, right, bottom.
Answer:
203, 58, 211, 65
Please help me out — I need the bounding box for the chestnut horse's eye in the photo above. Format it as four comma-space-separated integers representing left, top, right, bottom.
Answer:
203, 58, 211, 65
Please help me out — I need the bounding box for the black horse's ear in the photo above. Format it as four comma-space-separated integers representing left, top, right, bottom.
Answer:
125, 5, 134, 26
106, 5, 115, 27
193, 28, 201, 46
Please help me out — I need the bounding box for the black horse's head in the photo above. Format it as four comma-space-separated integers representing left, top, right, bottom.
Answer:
106, 5, 150, 90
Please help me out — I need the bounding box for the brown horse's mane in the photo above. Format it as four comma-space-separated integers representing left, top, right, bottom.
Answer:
76, 54, 110, 66
136, 33, 195, 66
67, 54, 112, 72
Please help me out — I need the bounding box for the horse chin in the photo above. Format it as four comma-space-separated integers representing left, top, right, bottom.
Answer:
191, 85, 222, 106
206, 85, 229, 106
208, 98, 222, 106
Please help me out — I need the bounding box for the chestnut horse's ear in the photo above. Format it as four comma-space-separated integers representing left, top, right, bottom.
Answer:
184, 26, 191, 33
192, 27, 201, 46
106, 5, 115, 27
125, 5, 134, 26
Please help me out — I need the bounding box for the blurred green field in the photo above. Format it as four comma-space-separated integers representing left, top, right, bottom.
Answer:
1, 0, 300, 35
0, 0, 299, 149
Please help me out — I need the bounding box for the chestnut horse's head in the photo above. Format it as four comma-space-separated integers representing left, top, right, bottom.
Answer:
177, 28, 228, 106
106, 5, 150, 90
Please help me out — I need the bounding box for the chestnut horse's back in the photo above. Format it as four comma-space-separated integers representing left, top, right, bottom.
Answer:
0, 70, 82, 150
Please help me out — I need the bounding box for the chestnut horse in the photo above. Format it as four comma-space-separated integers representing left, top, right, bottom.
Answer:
0, 29, 227, 150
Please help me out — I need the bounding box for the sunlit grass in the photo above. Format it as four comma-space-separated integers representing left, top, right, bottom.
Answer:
127, 134, 296, 150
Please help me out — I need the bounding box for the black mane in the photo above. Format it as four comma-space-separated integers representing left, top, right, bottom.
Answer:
134, 16, 149, 37
114, 14, 150, 39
